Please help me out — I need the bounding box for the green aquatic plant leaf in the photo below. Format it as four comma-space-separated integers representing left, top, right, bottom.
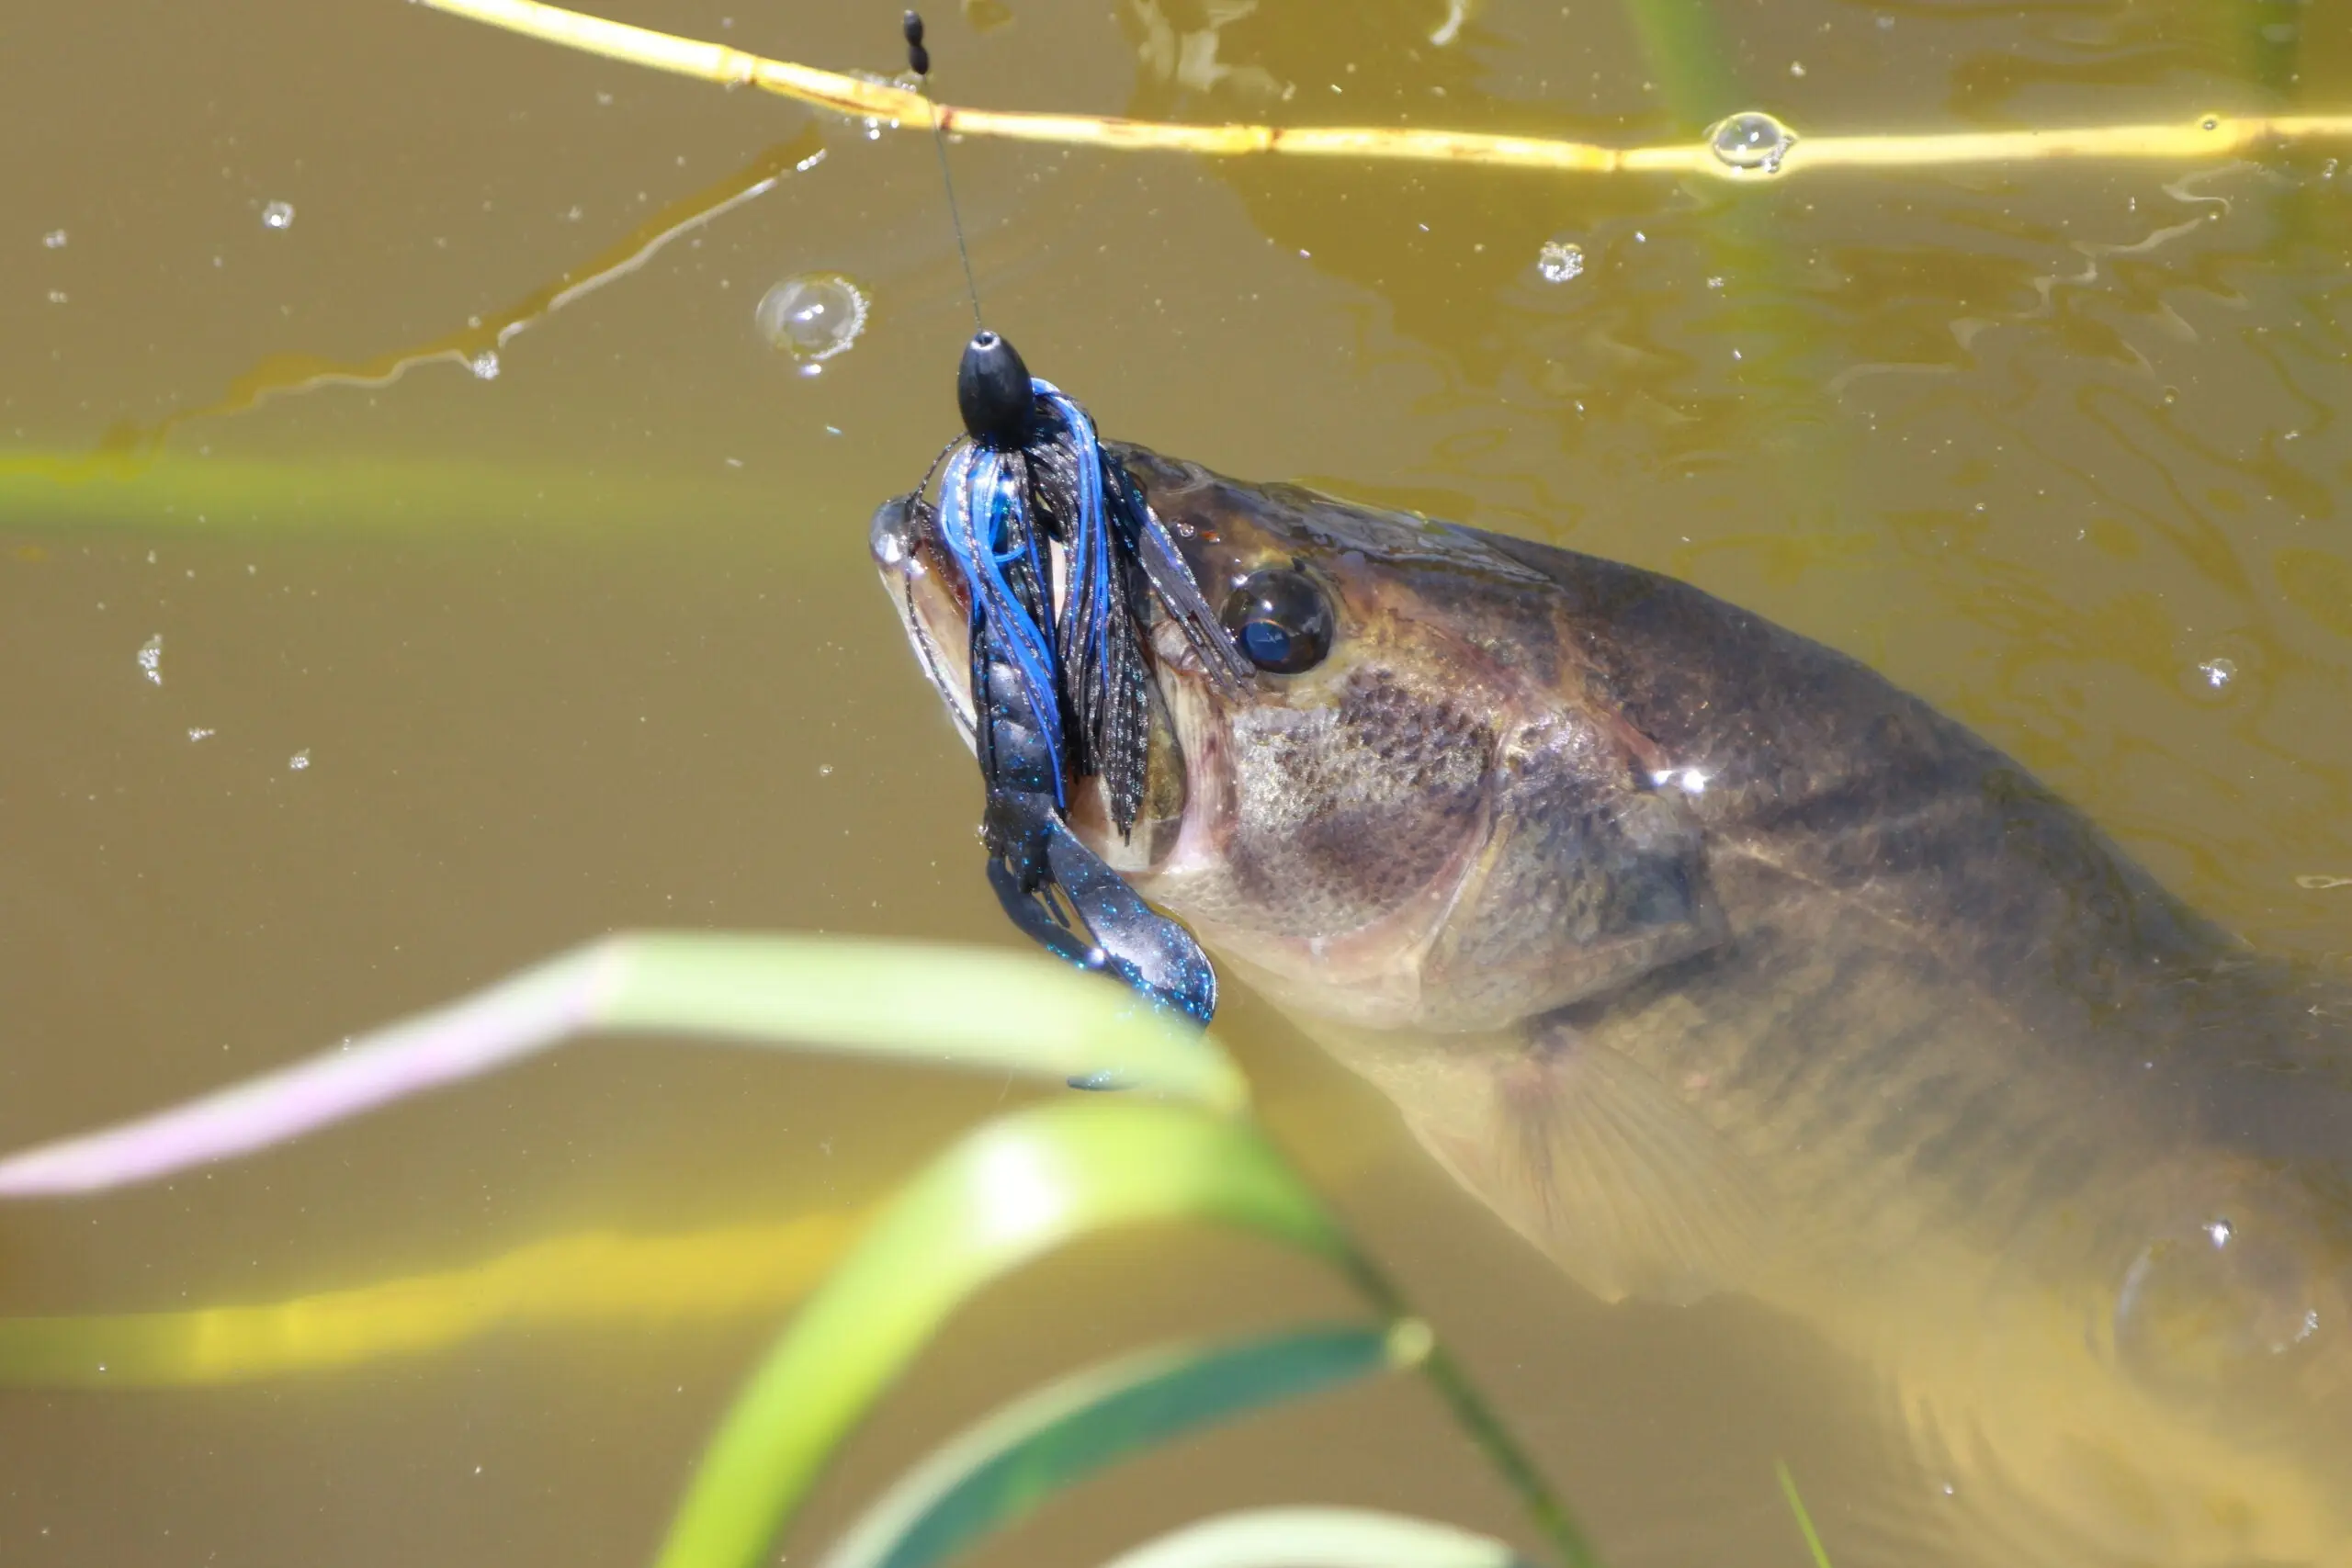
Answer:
1776, 1461, 1835, 1568
819, 1324, 1419, 1568
0, 933, 1245, 1199
1613, 0, 1740, 133
0, 935, 1597, 1568
2243, 0, 2304, 98
1096, 1506, 1534, 1568
596, 935, 1246, 1111
651, 1099, 1349, 1568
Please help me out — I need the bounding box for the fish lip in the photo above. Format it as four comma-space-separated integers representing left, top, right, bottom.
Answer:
875, 489, 1206, 871
870, 495, 977, 748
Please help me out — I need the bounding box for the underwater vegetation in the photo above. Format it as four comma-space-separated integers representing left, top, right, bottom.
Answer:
0, 934, 1599, 1568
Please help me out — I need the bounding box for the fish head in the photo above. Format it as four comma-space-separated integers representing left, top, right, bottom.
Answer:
873, 443, 1724, 1034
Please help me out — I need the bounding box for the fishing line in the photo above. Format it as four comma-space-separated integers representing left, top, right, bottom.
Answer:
902, 11, 985, 333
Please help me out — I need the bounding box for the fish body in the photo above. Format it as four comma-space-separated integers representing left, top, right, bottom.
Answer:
873, 445, 2352, 1565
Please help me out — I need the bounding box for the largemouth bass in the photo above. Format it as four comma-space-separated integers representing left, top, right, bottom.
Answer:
873, 445, 2352, 1566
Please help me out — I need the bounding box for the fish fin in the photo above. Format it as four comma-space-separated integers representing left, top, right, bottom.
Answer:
1412, 1032, 1770, 1305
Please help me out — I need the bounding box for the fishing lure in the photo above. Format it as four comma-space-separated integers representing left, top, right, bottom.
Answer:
895, 328, 1250, 1028
892, 12, 1246, 1032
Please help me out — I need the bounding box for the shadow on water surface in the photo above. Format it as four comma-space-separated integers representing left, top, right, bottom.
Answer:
2, 0, 2351, 1564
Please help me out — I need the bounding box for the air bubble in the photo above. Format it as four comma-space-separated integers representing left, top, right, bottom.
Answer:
756, 272, 870, 364
1535, 238, 1584, 283
41, 229, 67, 249
261, 200, 295, 230
1706, 111, 1797, 177
2116, 1213, 2324, 1388
2184, 649, 2251, 705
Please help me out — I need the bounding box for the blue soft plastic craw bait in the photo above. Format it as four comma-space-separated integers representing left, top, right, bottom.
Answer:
904, 330, 1249, 1034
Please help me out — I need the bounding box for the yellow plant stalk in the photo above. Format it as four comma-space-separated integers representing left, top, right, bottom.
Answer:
417, 0, 2351, 179
0, 1211, 863, 1387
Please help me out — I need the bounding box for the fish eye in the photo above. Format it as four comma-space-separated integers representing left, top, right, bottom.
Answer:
1222, 569, 1334, 675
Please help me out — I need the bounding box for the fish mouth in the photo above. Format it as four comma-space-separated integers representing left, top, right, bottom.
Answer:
868, 491, 1194, 869
870, 495, 978, 750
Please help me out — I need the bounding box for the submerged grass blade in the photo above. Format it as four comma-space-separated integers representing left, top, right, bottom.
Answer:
1612, 0, 1739, 131
2244, 0, 2305, 98
0, 933, 1243, 1199
0, 451, 782, 535
0, 940, 1601, 1568
820, 1325, 1413, 1568
1775, 1461, 1834, 1568
0, 1212, 862, 1388
1097, 1507, 1533, 1568
651, 1100, 1346, 1568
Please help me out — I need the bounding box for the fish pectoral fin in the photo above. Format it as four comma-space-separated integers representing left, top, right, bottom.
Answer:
1416, 1033, 1770, 1306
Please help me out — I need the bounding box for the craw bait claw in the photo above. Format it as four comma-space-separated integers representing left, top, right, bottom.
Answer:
899, 330, 1247, 1037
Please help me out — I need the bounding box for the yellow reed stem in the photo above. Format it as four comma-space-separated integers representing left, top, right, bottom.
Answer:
416, 0, 2352, 179
0, 1211, 865, 1387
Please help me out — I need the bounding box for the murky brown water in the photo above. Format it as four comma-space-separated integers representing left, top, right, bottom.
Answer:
4, 0, 2349, 1563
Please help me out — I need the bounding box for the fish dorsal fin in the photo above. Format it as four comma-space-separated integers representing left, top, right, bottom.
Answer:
1412, 1029, 1773, 1306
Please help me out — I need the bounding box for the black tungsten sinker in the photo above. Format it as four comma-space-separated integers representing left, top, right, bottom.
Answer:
958, 330, 1035, 447
903, 10, 931, 76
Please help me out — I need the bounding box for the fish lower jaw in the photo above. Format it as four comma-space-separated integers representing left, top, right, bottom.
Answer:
879, 554, 979, 754
1216, 948, 1441, 1032
1138, 833, 1498, 1034
1148, 889, 1473, 1034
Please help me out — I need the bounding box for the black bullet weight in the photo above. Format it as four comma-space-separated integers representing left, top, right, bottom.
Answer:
957, 331, 1034, 447
903, 10, 930, 76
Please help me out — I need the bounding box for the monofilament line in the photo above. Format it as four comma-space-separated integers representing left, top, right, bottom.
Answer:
903, 10, 984, 333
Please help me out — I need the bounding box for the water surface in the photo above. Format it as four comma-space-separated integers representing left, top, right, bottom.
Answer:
3, 0, 2348, 1563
